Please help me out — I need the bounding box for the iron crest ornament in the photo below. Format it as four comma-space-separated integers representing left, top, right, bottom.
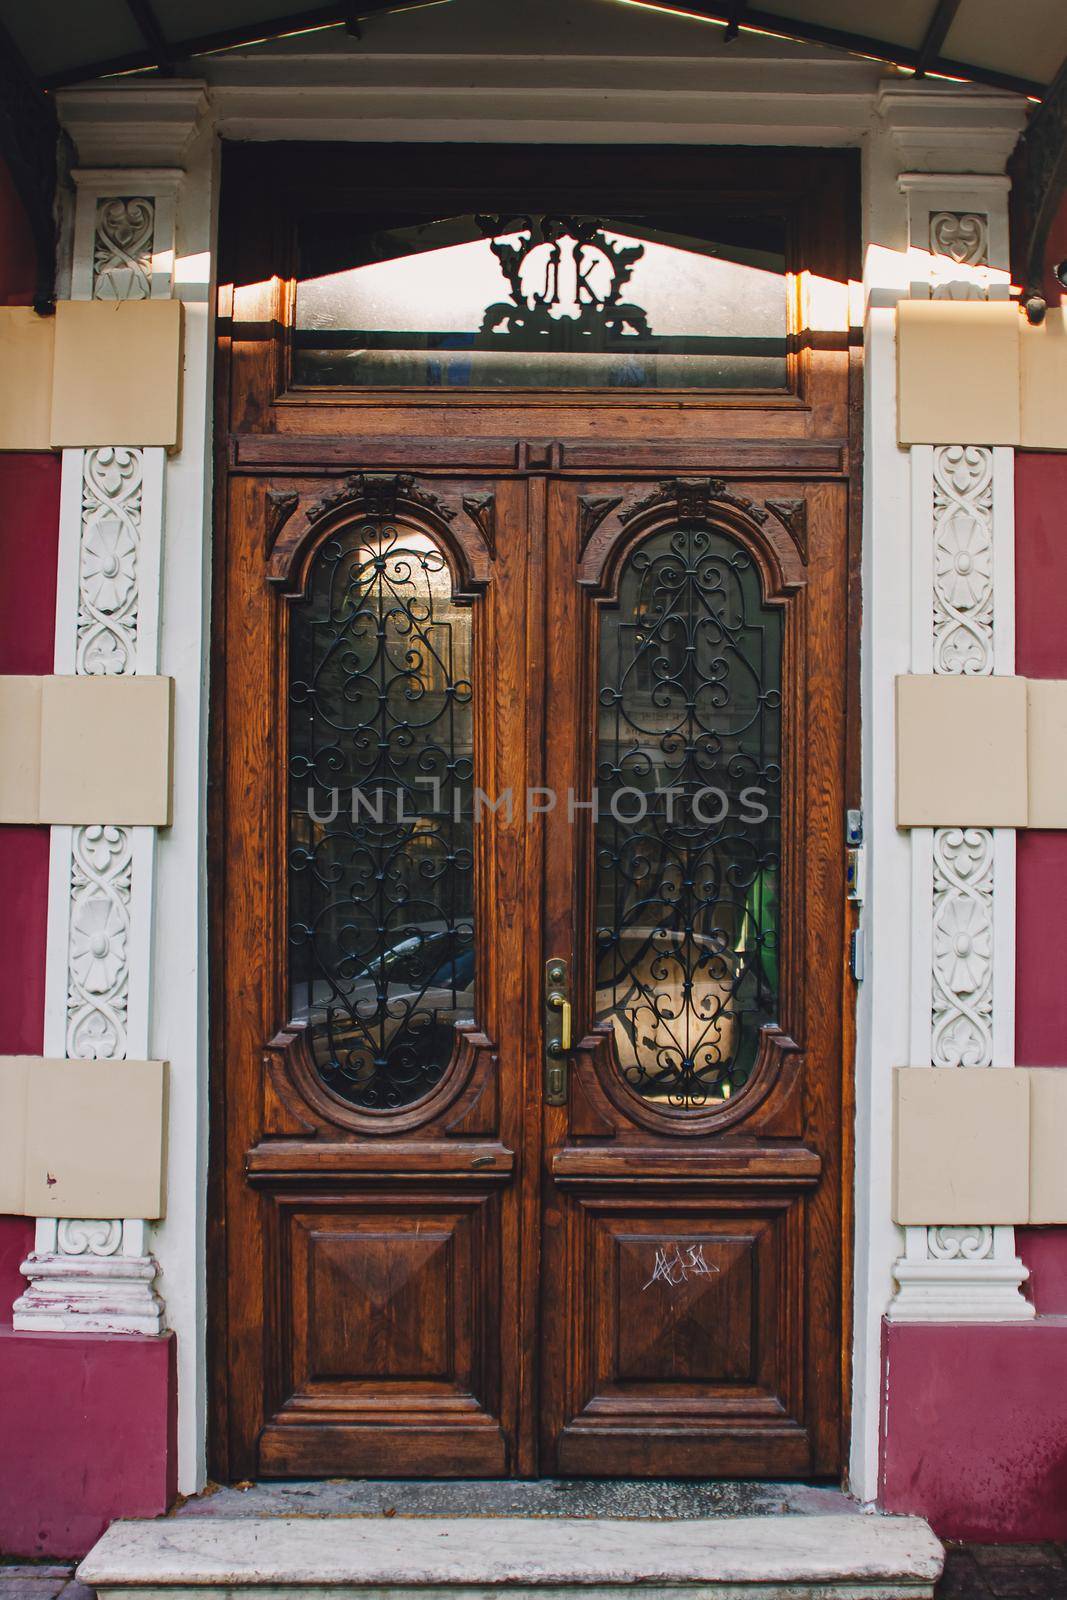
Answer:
475, 214, 652, 343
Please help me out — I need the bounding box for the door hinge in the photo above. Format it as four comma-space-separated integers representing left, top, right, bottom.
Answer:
846, 846, 865, 904
850, 927, 865, 982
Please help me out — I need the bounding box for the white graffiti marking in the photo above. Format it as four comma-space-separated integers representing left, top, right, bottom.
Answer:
643, 1242, 719, 1290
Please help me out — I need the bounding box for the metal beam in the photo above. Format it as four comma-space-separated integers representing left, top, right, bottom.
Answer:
722, 1, 748, 44
124, 0, 177, 76
616, 0, 1045, 98
914, 0, 962, 78
0, 15, 57, 312
38, 0, 452, 89
1010, 52, 1067, 321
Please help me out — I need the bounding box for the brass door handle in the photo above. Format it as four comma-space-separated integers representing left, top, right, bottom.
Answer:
547, 990, 572, 1053
544, 957, 572, 1104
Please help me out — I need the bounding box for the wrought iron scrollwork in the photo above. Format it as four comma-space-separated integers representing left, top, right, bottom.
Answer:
475, 213, 651, 342
287, 515, 474, 1110
595, 521, 782, 1109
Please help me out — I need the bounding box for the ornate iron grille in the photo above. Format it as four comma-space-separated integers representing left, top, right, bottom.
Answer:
287, 519, 474, 1110
595, 523, 782, 1108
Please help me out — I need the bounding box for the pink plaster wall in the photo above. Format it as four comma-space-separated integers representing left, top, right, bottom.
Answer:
0, 182, 61, 1322
880, 1321, 1067, 1541
0, 445, 61, 1335
1015, 442, 1067, 1326
0, 1329, 177, 1557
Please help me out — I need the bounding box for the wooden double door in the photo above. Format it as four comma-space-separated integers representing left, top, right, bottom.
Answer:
211, 144, 856, 1483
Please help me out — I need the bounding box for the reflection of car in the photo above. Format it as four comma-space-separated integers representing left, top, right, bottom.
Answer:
351, 927, 474, 991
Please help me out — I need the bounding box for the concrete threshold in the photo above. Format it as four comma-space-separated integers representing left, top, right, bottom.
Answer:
79, 1513, 944, 1600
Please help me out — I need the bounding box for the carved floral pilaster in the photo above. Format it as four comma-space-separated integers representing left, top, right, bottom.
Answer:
77, 447, 144, 674
932, 446, 994, 677
888, 176, 1030, 1323
15, 175, 173, 1337
931, 825, 994, 1070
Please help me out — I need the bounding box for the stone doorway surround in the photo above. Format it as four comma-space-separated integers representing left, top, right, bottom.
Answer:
39, 6, 1028, 1506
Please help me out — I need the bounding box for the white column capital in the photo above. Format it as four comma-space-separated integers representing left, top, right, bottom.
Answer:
56, 81, 210, 170
875, 82, 1028, 177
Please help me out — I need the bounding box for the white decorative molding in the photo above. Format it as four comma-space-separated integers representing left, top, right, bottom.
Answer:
93, 197, 155, 300
899, 170, 1011, 300
16, 174, 173, 1338
890, 1224, 1033, 1322
71, 169, 180, 301
203, 44, 882, 146
66, 824, 133, 1061
929, 211, 988, 266
932, 446, 994, 675
931, 826, 995, 1070
881, 88, 1027, 177
56, 83, 209, 169
15, 1218, 165, 1336
77, 447, 145, 674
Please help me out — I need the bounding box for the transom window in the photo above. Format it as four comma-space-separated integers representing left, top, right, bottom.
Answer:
293, 211, 788, 391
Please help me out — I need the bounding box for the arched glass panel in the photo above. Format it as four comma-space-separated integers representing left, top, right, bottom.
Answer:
595, 523, 782, 1109
288, 520, 474, 1110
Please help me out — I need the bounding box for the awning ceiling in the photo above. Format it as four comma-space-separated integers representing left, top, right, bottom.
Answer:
0, 0, 1065, 98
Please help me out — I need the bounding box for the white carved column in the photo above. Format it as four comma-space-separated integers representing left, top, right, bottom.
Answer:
888, 174, 1031, 1321
14, 168, 186, 1334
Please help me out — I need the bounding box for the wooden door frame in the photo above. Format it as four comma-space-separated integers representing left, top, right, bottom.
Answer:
206, 140, 862, 1482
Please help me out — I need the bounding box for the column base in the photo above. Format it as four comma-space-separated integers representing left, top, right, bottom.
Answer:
14, 1220, 165, 1336
888, 1224, 1034, 1322
888, 1260, 1035, 1321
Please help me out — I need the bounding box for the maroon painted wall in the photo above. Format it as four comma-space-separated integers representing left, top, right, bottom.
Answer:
0, 455, 60, 1064
0, 158, 177, 1559
881, 1323, 1067, 1541
1015, 452, 1067, 1311
0, 160, 36, 306
0, 1330, 178, 1557
0, 167, 59, 1328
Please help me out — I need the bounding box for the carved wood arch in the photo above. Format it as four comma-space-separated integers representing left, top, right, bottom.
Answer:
263, 1018, 499, 1140
577, 476, 807, 605
266, 471, 495, 601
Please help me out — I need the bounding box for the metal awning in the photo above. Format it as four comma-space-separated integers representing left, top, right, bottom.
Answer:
2, 1, 1067, 317
0, 0, 1065, 98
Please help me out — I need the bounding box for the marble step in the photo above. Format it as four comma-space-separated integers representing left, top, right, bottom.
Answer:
79, 1513, 944, 1600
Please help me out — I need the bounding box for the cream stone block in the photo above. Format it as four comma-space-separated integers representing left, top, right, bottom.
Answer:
38, 675, 173, 826
1021, 307, 1067, 451
0, 676, 42, 823
0, 309, 55, 451
896, 675, 1029, 827
1028, 1068, 1067, 1223
897, 299, 1020, 446
0, 1057, 30, 1213
23, 1059, 168, 1219
894, 1066, 1029, 1225
1026, 679, 1067, 828
50, 299, 183, 449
